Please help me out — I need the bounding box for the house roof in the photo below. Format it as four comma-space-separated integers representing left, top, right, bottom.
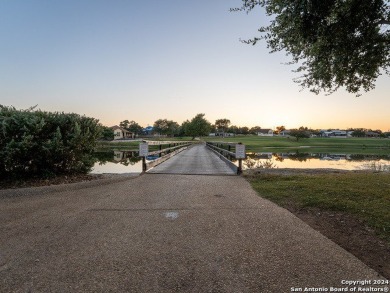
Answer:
110, 126, 133, 133
257, 129, 273, 133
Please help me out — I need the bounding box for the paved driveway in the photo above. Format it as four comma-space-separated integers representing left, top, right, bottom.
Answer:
0, 174, 383, 292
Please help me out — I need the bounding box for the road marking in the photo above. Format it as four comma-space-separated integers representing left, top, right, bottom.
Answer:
164, 211, 179, 220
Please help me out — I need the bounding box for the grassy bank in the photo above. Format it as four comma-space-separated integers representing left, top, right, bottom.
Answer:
96, 137, 195, 150
204, 136, 390, 154
96, 136, 390, 155
96, 140, 140, 150
245, 171, 390, 242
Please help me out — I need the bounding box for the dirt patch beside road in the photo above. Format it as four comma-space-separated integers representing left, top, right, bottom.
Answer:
284, 204, 389, 279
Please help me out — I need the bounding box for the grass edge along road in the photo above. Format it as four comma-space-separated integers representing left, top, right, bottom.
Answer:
244, 170, 390, 278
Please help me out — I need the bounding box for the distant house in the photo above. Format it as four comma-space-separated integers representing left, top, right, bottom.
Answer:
142, 126, 154, 135
111, 126, 135, 140
212, 132, 235, 137
279, 130, 291, 136
257, 129, 274, 136
256, 152, 273, 159
113, 151, 125, 161
366, 131, 380, 138
320, 130, 347, 137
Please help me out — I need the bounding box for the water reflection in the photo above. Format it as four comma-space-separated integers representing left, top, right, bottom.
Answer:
91, 149, 184, 174
91, 150, 390, 173
240, 152, 390, 170
92, 151, 143, 174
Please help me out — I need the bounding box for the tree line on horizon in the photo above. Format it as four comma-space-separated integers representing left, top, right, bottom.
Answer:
102, 114, 389, 140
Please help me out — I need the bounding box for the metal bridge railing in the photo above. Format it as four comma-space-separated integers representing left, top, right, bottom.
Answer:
139, 140, 194, 172
205, 141, 246, 174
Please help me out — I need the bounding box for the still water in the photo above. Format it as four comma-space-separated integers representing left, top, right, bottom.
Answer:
91, 151, 148, 174
90, 151, 390, 174
239, 153, 390, 171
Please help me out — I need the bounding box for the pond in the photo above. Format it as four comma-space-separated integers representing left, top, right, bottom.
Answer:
90, 150, 390, 174
238, 152, 390, 171
91, 151, 153, 174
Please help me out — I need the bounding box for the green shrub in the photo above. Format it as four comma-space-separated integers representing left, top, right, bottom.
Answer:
0, 105, 102, 178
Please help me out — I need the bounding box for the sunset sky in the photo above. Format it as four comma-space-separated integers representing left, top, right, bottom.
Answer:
1, 0, 389, 131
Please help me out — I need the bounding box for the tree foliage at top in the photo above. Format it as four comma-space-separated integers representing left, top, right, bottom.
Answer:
234, 0, 390, 95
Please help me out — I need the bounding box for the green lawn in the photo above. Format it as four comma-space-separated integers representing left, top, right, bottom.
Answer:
96, 136, 390, 154
204, 136, 390, 154
95, 137, 195, 151
96, 140, 140, 151
246, 172, 390, 242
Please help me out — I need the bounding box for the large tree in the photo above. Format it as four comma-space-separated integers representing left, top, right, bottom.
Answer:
275, 125, 286, 135
119, 120, 130, 129
127, 120, 143, 135
153, 119, 179, 137
249, 126, 262, 134
215, 118, 231, 136
289, 127, 311, 141
239, 126, 250, 135
234, 0, 390, 95
186, 114, 212, 139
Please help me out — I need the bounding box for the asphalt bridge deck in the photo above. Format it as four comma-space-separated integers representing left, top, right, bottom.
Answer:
147, 143, 236, 175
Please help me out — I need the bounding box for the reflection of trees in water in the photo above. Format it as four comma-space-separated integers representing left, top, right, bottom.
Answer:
349, 154, 390, 162
93, 151, 142, 166
273, 153, 284, 162
245, 152, 390, 163
243, 153, 276, 169
120, 156, 142, 166
244, 157, 276, 169
269, 152, 390, 162
93, 152, 114, 165
286, 152, 309, 162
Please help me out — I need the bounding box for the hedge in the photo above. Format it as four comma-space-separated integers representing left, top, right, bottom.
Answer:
0, 105, 102, 178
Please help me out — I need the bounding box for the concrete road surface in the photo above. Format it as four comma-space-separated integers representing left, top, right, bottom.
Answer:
0, 174, 384, 292
148, 144, 236, 175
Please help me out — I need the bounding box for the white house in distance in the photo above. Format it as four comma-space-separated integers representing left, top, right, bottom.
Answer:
209, 132, 235, 137
279, 130, 291, 136
320, 130, 352, 137
257, 129, 274, 136
111, 126, 135, 140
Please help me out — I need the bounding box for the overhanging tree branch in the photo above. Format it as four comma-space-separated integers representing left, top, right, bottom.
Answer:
234, 0, 390, 96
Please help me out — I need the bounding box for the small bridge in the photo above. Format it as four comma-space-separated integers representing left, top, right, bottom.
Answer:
140, 141, 245, 175
2, 141, 380, 292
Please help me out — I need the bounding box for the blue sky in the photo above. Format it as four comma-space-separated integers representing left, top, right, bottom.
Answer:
1, 0, 389, 131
